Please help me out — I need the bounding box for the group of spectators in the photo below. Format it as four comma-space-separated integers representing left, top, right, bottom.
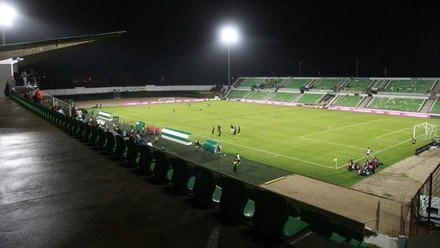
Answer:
20, 69, 40, 87
347, 156, 381, 176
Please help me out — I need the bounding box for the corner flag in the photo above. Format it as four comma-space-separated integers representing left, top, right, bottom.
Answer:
333, 158, 338, 169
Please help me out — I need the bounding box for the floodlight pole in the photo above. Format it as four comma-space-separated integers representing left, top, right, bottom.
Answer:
227, 44, 231, 91
1, 29, 5, 45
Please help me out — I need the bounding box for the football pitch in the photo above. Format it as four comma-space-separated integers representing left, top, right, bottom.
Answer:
97, 100, 440, 187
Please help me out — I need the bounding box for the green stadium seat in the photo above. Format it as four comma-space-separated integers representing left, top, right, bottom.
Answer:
166, 167, 174, 181
97, 128, 107, 151
283, 216, 309, 238
150, 159, 156, 173
192, 166, 216, 208
219, 177, 249, 223
300, 209, 332, 238
138, 145, 153, 175
104, 131, 116, 155
77, 120, 85, 138
253, 188, 289, 241
152, 151, 170, 184
114, 135, 127, 161
81, 123, 91, 142
125, 138, 139, 167
243, 199, 255, 218
212, 185, 222, 203
330, 222, 351, 244
168, 158, 191, 195
187, 176, 195, 191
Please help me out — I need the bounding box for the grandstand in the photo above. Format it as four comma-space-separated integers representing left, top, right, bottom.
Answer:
229, 90, 249, 98
384, 79, 437, 94
236, 78, 260, 88
368, 97, 424, 112
430, 100, 440, 114
296, 93, 324, 104
343, 79, 373, 92
333, 95, 363, 107
259, 78, 284, 88
313, 78, 343, 90
370, 80, 387, 90
225, 77, 440, 116
246, 91, 270, 100
283, 78, 310, 89
271, 92, 297, 102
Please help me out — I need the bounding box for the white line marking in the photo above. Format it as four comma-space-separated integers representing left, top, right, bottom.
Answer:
375, 128, 410, 139
348, 138, 413, 167
190, 133, 336, 169
299, 119, 382, 138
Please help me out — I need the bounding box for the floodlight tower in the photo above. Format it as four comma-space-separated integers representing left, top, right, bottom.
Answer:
0, 2, 17, 45
219, 26, 239, 91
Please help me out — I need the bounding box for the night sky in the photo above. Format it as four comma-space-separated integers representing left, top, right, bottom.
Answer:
4, 0, 440, 88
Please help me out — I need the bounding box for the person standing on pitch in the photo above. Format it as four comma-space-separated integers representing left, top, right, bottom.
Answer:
233, 153, 241, 172
365, 147, 373, 157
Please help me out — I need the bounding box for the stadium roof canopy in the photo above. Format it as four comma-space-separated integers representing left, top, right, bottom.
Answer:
0, 31, 126, 65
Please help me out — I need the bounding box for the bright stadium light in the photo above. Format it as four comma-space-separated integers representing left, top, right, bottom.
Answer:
220, 26, 239, 44
219, 25, 240, 91
0, 2, 17, 44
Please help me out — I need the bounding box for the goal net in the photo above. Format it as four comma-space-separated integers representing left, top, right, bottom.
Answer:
158, 97, 175, 103
413, 122, 438, 140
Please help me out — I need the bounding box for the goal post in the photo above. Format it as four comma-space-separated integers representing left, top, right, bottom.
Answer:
413, 122, 437, 140
158, 97, 175, 103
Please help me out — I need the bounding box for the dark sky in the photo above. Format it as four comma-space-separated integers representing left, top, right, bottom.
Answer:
5, 0, 440, 87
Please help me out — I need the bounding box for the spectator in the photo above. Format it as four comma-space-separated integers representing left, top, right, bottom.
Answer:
21, 70, 28, 86
365, 147, 373, 157
347, 159, 354, 171
5, 76, 16, 97
34, 88, 44, 104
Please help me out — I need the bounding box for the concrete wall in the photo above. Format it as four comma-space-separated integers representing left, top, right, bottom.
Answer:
43, 85, 215, 96
0, 64, 13, 97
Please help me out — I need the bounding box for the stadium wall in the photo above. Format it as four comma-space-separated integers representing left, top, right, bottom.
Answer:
55, 91, 215, 102
43, 85, 216, 96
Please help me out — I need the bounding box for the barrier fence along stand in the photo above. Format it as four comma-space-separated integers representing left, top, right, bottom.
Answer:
409, 163, 440, 237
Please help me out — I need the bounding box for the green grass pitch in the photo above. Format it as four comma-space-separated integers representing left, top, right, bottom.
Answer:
98, 100, 439, 187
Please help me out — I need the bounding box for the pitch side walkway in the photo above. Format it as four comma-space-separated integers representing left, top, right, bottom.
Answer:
0, 97, 345, 247
262, 174, 400, 234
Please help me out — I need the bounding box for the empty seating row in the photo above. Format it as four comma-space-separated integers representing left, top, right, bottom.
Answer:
313, 79, 343, 90
297, 93, 324, 104
344, 79, 373, 92
368, 97, 424, 112
333, 95, 363, 107
384, 79, 436, 93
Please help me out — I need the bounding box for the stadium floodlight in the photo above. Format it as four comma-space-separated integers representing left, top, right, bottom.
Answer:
219, 25, 239, 91
0, 2, 17, 45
